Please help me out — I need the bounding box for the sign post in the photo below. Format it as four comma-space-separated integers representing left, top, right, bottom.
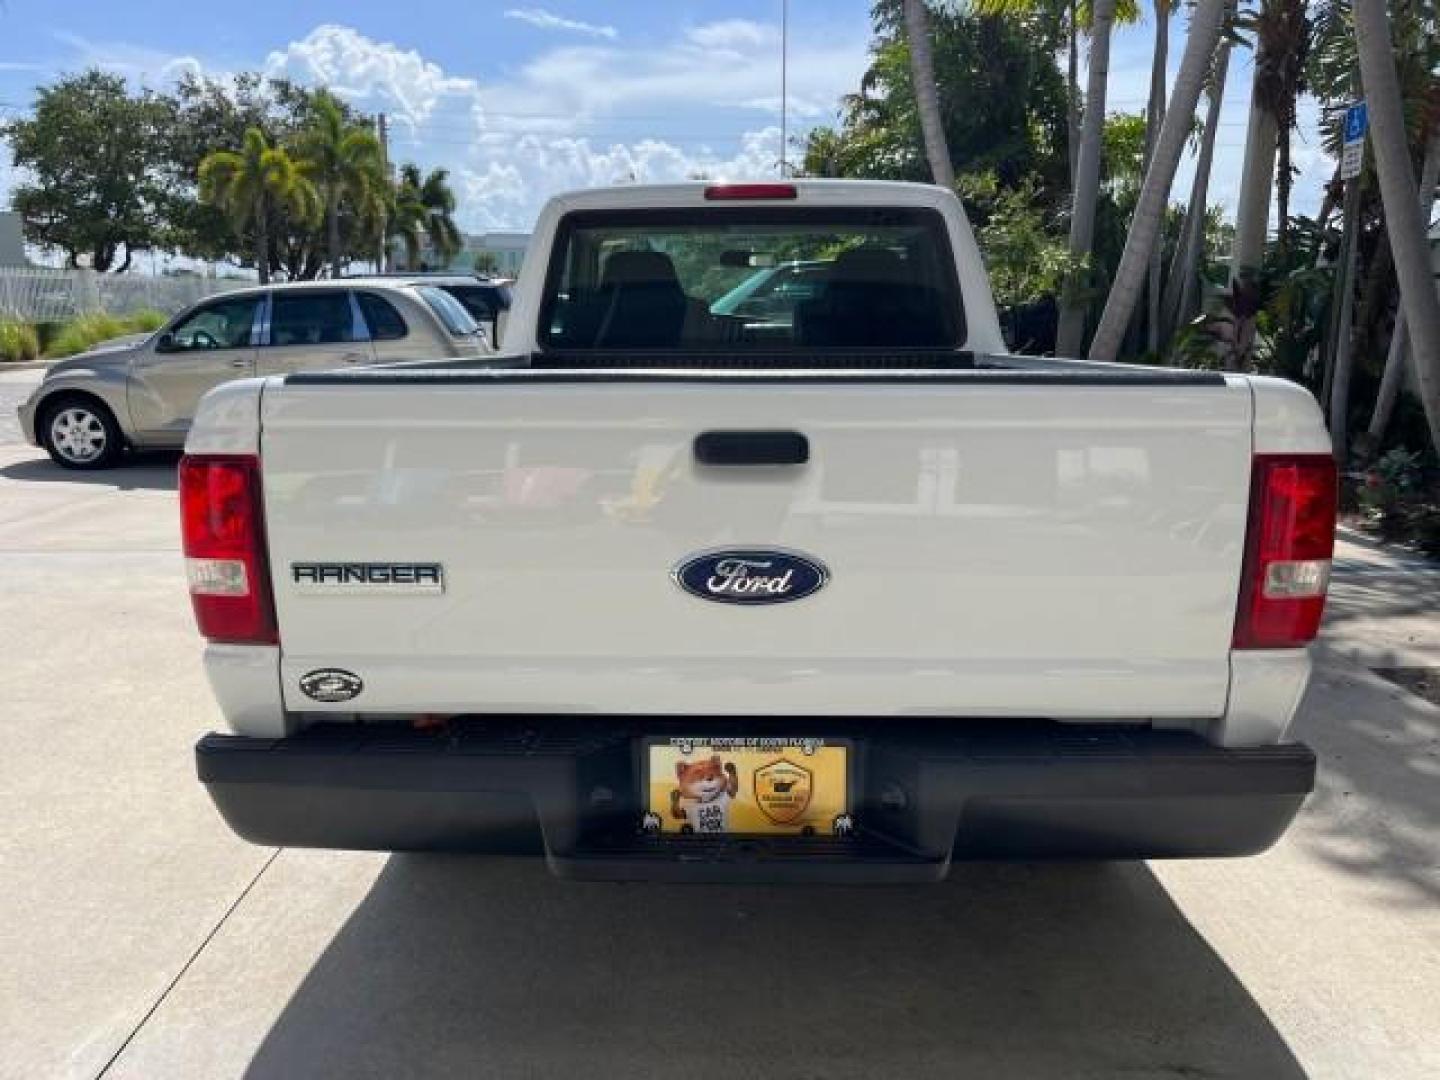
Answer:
1341, 102, 1368, 180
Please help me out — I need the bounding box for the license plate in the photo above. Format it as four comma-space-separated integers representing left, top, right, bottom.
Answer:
644, 737, 850, 837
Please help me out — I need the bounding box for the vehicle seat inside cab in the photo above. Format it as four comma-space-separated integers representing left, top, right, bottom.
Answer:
794, 247, 949, 348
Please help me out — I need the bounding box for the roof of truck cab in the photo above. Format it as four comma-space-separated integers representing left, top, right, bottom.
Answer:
546, 179, 959, 213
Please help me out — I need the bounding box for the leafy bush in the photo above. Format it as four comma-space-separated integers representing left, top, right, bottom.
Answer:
1358, 449, 1425, 539
46, 315, 127, 358
0, 321, 42, 362
1359, 449, 1423, 513
0, 321, 41, 362
126, 309, 168, 332
44, 311, 167, 358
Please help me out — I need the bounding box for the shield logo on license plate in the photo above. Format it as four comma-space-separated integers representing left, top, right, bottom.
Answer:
753, 759, 813, 825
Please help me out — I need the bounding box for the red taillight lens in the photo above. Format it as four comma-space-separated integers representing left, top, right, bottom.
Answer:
1232, 454, 1337, 649
179, 454, 277, 645
703, 183, 797, 200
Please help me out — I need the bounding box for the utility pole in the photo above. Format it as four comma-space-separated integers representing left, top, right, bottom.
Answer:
376, 113, 391, 272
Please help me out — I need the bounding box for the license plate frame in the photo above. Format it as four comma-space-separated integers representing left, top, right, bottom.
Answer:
641, 736, 853, 838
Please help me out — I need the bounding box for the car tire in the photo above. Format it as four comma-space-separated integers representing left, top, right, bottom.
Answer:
39, 396, 124, 470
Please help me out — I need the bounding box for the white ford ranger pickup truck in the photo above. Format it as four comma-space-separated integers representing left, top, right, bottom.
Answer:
184, 181, 1334, 882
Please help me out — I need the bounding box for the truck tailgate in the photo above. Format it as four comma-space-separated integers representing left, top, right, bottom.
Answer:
259, 371, 1251, 719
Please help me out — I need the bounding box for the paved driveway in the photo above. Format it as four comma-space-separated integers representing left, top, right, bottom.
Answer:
1, 365, 1437, 1079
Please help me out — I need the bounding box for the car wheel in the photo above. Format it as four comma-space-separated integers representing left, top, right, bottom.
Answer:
40, 398, 123, 469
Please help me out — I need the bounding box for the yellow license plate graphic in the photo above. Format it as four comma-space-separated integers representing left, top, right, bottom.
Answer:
646, 738, 849, 836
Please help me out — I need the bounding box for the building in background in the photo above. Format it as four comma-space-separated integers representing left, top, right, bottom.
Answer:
421, 231, 530, 278
0, 212, 28, 267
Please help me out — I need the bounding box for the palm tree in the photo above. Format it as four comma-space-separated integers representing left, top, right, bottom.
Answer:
388, 171, 427, 270
1142, 0, 1172, 352
1162, 0, 1239, 343
1368, 124, 1440, 442
414, 166, 463, 267
977, 0, 1140, 185
1230, 0, 1311, 282
1089, 0, 1229, 361
294, 91, 386, 277
1353, 0, 1440, 453
903, 0, 955, 187
389, 164, 464, 269
1056, 0, 1120, 355
199, 128, 319, 284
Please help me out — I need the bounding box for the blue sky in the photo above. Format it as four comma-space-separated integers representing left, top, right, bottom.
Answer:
0, 0, 1330, 241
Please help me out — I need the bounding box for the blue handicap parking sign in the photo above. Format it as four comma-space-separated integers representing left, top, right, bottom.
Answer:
1344, 103, 1368, 143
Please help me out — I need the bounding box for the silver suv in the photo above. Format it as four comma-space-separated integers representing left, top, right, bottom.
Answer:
18, 280, 489, 469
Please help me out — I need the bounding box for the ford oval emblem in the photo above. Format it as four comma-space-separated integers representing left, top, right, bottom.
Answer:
672, 548, 829, 605
299, 668, 364, 703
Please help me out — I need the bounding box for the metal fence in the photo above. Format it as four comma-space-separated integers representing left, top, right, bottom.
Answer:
0, 267, 243, 323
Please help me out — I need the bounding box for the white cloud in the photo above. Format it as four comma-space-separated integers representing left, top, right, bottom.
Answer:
263, 24, 479, 128
5, 17, 864, 231
503, 8, 618, 40
256, 22, 865, 229
685, 20, 774, 52
48, 30, 206, 86
485, 19, 861, 123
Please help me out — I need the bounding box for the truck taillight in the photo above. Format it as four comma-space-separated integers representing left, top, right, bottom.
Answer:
704, 183, 797, 200
179, 454, 278, 645
1232, 454, 1337, 649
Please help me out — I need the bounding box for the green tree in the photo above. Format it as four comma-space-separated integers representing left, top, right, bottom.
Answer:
1162, 0, 1239, 343
1353, 0, 1440, 454
903, 0, 955, 187
1055, 0, 1119, 355
1308, 0, 1439, 451
389, 164, 463, 269
974, 0, 1142, 184
163, 73, 379, 279
294, 91, 386, 276
800, 2, 1069, 191
199, 128, 319, 285
1231, 0, 1312, 280
974, 175, 1081, 309
163, 72, 283, 263
2, 71, 172, 271
1089, 0, 1229, 361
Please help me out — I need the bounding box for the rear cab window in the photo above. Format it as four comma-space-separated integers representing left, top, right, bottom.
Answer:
538, 207, 966, 359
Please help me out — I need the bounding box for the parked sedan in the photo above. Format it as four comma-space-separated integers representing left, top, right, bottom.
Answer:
19, 280, 490, 469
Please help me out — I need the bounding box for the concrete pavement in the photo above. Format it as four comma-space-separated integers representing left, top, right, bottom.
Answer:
1, 365, 1437, 1078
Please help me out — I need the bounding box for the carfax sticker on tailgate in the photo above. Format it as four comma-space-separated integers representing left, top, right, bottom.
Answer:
644, 737, 851, 837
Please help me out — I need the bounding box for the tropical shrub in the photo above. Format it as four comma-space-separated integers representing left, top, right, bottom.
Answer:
0, 321, 41, 362
45, 311, 167, 358
1357, 448, 1424, 529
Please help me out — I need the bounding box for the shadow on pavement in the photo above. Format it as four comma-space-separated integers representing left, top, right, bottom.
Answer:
1326, 574, 1437, 625
245, 859, 1305, 1080
1292, 658, 1440, 905
0, 449, 180, 491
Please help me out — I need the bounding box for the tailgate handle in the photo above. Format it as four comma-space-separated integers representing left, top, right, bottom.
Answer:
694, 430, 809, 467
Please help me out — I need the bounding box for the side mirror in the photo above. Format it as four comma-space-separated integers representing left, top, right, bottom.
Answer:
155, 332, 177, 353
